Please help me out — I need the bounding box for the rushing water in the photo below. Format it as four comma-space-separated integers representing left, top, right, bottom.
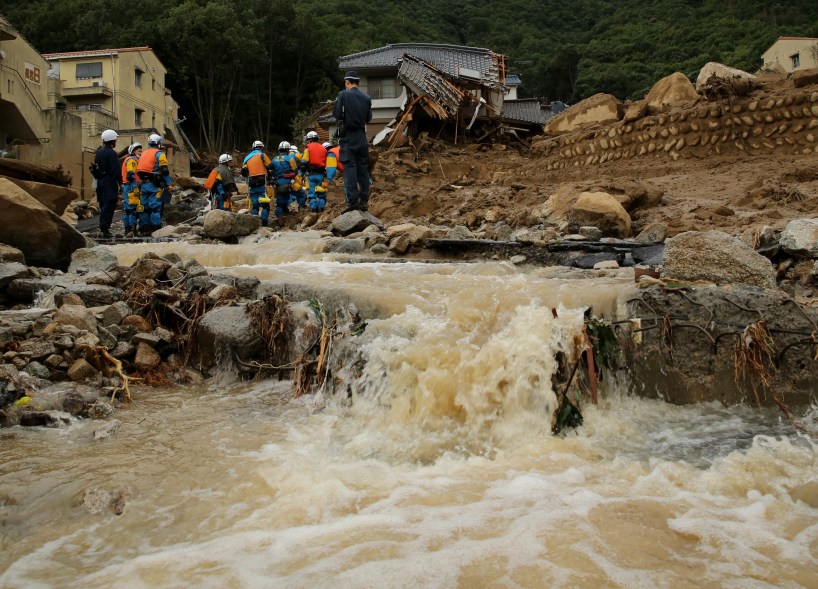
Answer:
1, 236, 816, 588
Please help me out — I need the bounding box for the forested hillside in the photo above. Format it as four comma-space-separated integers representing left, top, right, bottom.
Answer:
2, 0, 817, 151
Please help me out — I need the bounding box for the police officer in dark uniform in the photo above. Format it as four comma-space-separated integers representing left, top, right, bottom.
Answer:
94, 129, 122, 238
332, 71, 372, 212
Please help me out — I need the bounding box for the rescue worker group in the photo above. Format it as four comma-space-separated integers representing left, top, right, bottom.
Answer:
93, 129, 353, 238
92, 71, 372, 238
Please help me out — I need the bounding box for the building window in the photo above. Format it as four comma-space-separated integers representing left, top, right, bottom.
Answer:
791, 53, 800, 69
135, 68, 144, 88
135, 108, 144, 127
366, 77, 400, 100
76, 62, 103, 80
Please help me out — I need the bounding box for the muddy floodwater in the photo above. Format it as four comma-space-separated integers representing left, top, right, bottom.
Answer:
1, 236, 816, 588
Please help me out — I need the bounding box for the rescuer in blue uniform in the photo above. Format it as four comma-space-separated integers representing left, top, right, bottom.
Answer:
94, 129, 122, 238
269, 141, 298, 219
332, 70, 372, 212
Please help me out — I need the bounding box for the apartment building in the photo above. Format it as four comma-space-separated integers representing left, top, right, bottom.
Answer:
44, 46, 191, 188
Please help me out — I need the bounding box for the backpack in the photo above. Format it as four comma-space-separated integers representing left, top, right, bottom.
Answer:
203, 168, 219, 191
89, 160, 105, 180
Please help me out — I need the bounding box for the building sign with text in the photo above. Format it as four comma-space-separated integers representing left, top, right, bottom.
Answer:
24, 62, 41, 85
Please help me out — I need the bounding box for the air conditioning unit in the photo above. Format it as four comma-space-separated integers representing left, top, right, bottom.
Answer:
91, 81, 106, 88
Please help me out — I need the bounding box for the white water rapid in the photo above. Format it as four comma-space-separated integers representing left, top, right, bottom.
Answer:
1, 236, 815, 588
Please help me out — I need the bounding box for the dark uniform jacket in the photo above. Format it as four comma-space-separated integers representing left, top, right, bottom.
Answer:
94, 145, 122, 196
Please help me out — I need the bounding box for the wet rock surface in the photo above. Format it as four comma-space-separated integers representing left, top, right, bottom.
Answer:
624, 283, 818, 406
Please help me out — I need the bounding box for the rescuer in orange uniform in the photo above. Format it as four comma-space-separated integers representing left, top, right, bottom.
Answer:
136, 133, 172, 235
299, 131, 328, 213
241, 140, 273, 225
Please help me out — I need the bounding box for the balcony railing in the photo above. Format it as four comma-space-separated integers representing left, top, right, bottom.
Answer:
68, 104, 116, 118
62, 83, 113, 98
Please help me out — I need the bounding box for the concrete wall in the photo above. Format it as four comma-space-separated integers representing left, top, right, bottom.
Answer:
0, 16, 50, 143
17, 109, 85, 196
762, 39, 818, 73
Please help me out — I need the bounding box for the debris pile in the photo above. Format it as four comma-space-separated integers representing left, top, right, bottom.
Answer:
0, 245, 342, 428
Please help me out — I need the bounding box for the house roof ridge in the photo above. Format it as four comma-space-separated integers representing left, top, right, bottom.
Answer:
774, 36, 818, 41
340, 42, 493, 61
43, 46, 153, 58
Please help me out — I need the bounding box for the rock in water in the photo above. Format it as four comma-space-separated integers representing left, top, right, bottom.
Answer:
68, 246, 119, 273
662, 230, 776, 289
330, 211, 385, 236
203, 210, 260, 239
82, 486, 127, 515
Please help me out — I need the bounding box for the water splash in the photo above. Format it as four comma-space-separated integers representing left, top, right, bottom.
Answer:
331, 303, 586, 462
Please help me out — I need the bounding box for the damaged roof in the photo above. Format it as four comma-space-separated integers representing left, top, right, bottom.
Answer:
339, 43, 506, 86
398, 55, 466, 118
502, 99, 552, 125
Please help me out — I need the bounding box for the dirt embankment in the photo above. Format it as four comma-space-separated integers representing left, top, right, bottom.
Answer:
365, 77, 818, 240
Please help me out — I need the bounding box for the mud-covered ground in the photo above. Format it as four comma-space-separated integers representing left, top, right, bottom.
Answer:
358, 143, 818, 239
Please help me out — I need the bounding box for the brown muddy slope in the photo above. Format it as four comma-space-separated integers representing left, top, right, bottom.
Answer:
348, 75, 818, 238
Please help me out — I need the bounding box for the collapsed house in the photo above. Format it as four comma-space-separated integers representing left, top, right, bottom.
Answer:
314, 43, 561, 147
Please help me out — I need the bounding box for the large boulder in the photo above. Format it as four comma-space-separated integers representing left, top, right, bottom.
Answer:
544, 93, 620, 135
203, 210, 259, 239
541, 184, 583, 222
68, 246, 119, 274
662, 230, 776, 289
2, 177, 79, 215
780, 218, 818, 258
645, 72, 699, 109
695, 62, 756, 91
0, 178, 87, 270
542, 187, 637, 236
566, 192, 631, 238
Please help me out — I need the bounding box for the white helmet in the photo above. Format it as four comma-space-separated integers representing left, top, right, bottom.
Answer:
252, 140, 264, 149
306, 131, 319, 142
322, 141, 332, 149
101, 129, 118, 143
148, 133, 162, 146
289, 145, 299, 153
278, 140, 290, 150
218, 153, 232, 164
127, 142, 142, 155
